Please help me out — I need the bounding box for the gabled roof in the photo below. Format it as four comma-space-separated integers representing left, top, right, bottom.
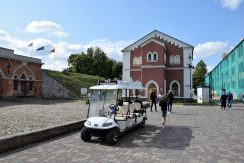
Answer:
121, 30, 194, 52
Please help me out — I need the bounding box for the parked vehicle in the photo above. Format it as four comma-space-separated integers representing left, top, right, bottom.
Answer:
80, 80, 148, 145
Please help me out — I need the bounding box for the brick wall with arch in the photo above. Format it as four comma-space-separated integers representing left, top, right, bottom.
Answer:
0, 47, 42, 98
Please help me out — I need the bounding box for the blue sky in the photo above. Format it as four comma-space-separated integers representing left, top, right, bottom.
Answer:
0, 0, 243, 71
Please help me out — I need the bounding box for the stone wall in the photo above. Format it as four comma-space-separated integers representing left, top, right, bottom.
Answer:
42, 71, 78, 99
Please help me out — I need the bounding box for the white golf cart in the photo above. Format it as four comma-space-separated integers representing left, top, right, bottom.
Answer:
81, 80, 147, 145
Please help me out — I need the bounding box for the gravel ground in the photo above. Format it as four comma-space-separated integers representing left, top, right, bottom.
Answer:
0, 98, 87, 138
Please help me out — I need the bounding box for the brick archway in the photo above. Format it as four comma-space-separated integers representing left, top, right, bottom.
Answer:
11, 65, 36, 80
145, 80, 159, 100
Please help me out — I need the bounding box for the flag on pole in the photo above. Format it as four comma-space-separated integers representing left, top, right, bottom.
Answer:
50, 48, 55, 53
28, 43, 33, 47
36, 46, 44, 51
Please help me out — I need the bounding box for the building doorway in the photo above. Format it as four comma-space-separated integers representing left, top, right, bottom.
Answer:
148, 83, 157, 100
20, 74, 28, 96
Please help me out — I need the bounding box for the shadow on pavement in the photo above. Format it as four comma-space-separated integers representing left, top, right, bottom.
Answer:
117, 125, 194, 150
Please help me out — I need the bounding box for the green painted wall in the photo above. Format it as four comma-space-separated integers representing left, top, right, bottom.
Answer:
204, 39, 244, 99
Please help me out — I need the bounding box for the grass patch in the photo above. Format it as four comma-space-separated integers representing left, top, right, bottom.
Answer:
44, 70, 103, 96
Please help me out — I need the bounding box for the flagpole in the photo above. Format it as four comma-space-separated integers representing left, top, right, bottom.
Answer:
43, 50, 45, 69
31, 45, 33, 57
54, 51, 55, 71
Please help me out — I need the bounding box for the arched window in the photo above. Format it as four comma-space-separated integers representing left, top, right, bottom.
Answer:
133, 57, 138, 65
170, 55, 174, 64
21, 74, 26, 80
170, 80, 180, 96
153, 52, 158, 61
172, 83, 179, 96
175, 55, 180, 64
170, 55, 180, 64
147, 52, 152, 61
138, 56, 142, 64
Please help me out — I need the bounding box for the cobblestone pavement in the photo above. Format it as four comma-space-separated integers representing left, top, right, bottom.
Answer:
0, 98, 87, 137
1, 103, 244, 163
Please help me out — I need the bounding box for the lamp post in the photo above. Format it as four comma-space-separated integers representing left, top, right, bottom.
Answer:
188, 56, 194, 99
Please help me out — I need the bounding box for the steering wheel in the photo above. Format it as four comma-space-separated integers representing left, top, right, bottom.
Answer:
109, 104, 119, 111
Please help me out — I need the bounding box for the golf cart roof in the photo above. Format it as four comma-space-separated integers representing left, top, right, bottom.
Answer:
90, 80, 145, 90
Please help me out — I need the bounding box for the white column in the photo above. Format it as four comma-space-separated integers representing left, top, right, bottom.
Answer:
122, 51, 131, 97
183, 47, 193, 98
122, 51, 131, 82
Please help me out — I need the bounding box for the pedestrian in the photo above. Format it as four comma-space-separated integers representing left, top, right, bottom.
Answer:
227, 91, 233, 110
150, 89, 157, 112
220, 92, 227, 110
159, 95, 168, 126
156, 92, 162, 104
167, 90, 174, 113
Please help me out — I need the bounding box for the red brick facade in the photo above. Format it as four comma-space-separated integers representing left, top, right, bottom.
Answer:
122, 30, 194, 99
0, 47, 42, 98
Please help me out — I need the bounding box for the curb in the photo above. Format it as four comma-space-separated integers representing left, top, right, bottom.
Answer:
0, 120, 85, 154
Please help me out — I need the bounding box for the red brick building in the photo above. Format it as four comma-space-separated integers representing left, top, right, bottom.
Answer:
0, 47, 42, 98
122, 30, 194, 99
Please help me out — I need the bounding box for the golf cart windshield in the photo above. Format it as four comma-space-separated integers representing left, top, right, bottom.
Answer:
88, 90, 119, 118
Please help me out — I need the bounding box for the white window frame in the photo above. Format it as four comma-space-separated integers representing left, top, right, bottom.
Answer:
147, 51, 158, 62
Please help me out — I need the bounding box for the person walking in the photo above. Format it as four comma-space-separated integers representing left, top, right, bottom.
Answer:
220, 92, 227, 110
167, 90, 174, 113
150, 89, 157, 112
159, 95, 168, 126
227, 91, 233, 110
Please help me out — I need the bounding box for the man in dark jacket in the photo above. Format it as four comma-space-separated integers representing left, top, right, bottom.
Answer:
167, 90, 174, 113
150, 90, 157, 112
227, 91, 233, 110
220, 92, 227, 110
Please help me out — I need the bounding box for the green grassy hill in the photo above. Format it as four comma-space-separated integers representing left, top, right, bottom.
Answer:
44, 70, 102, 96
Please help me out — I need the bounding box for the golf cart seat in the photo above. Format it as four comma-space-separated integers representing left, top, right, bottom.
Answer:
128, 103, 136, 118
133, 102, 142, 116
115, 102, 129, 121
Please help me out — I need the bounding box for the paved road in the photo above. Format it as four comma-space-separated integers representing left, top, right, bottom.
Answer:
0, 99, 86, 137
1, 104, 244, 163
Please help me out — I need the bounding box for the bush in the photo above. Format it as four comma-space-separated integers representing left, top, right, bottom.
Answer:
62, 67, 73, 75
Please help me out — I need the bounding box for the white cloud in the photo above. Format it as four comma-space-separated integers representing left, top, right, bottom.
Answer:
25, 20, 68, 38
207, 65, 215, 72
0, 29, 132, 71
218, 0, 243, 10
194, 41, 230, 59
83, 39, 133, 61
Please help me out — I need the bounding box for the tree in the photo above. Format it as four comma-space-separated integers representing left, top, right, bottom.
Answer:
68, 54, 79, 71
222, 52, 228, 59
193, 60, 208, 89
66, 47, 122, 79
112, 62, 122, 79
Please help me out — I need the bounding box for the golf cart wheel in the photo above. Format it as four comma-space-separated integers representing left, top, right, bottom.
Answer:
106, 128, 119, 145
81, 127, 91, 142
